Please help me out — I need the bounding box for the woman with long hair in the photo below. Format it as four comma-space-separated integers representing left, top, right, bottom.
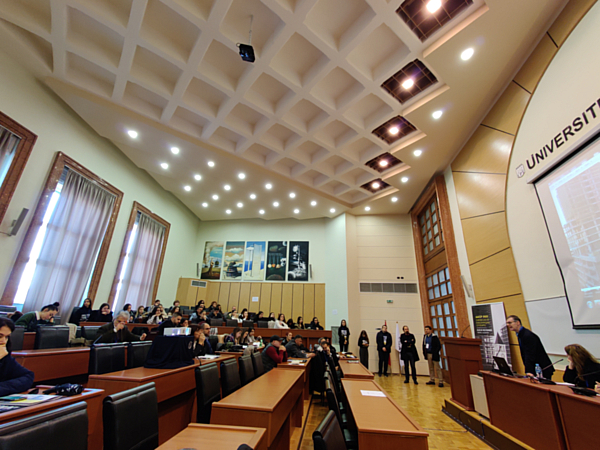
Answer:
225, 327, 243, 345
309, 317, 324, 331
358, 330, 369, 369
297, 316, 305, 329
89, 303, 113, 323
275, 313, 289, 329
69, 298, 92, 325
338, 319, 350, 352
563, 344, 600, 388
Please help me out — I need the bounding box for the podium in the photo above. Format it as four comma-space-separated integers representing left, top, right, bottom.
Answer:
442, 337, 482, 410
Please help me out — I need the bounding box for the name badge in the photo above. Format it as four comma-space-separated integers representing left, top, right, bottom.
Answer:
383, 337, 387, 344
426, 343, 430, 349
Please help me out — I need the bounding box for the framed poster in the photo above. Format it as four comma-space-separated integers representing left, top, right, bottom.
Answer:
243, 241, 266, 281
201, 241, 224, 280
266, 241, 287, 281
222, 241, 245, 280
287, 241, 309, 281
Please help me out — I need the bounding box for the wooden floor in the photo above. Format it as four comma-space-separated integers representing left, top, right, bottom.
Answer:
294, 374, 491, 450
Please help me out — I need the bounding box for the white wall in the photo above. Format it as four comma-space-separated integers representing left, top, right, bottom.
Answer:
0, 49, 201, 308
506, 3, 600, 355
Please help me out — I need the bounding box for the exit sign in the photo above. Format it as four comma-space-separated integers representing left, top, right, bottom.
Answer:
386, 299, 393, 304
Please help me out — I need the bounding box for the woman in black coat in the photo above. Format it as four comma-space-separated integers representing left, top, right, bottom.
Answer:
563, 344, 600, 388
338, 320, 350, 352
89, 303, 113, 323
400, 325, 420, 384
69, 298, 92, 325
376, 325, 393, 376
358, 330, 369, 369
0, 318, 34, 396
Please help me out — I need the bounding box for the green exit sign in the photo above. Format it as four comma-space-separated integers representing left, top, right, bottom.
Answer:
387, 299, 393, 304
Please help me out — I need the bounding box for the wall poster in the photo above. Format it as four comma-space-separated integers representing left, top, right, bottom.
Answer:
243, 241, 266, 281
287, 241, 309, 281
222, 241, 245, 280
266, 241, 287, 281
472, 302, 511, 371
201, 241, 224, 280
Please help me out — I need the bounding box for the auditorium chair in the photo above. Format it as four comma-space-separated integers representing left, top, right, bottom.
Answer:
238, 355, 255, 386
81, 325, 101, 341
127, 341, 153, 368
210, 319, 224, 326
226, 319, 238, 327
194, 363, 221, 423
208, 335, 218, 351
34, 325, 69, 349
310, 352, 326, 400
220, 358, 242, 397
312, 410, 348, 450
89, 343, 126, 375
325, 379, 357, 449
257, 320, 269, 328
324, 369, 346, 409
0, 401, 88, 450
251, 351, 265, 377
103, 383, 158, 450
242, 320, 254, 328
9, 326, 24, 351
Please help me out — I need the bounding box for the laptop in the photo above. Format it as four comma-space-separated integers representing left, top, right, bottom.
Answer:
493, 356, 515, 377
164, 327, 190, 336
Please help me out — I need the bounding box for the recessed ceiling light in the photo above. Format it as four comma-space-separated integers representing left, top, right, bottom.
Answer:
401, 177, 409, 183
289, 192, 296, 198
294, 209, 300, 214
212, 194, 219, 200
259, 209, 265, 215
273, 202, 279, 207
461, 47, 475, 61
311, 201, 317, 206
160, 162, 168, 170
432, 110, 443, 119
202, 202, 208, 207
401, 78, 414, 89
184, 185, 191, 192
226, 209, 232, 214
224, 185, 231, 191
379, 160, 389, 167
238, 173, 246, 179
170, 146, 180, 155
265, 183, 272, 190
127, 130, 138, 139
237, 202, 243, 208
250, 194, 256, 199
372, 182, 381, 189
207, 161, 215, 167
389, 126, 399, 135
330, 208, 336, 213
391, 197, 398, 203
194, 174, 202, 181
413, 149, 422, 157
365, 206, 371, 211
426, 0, 442, 13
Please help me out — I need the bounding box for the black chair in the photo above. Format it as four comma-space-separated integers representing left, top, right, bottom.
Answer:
0, 401, 88, 450
251, 351, 265, 377
325, 379, 357, 449
310, 353, 326, 398
9, 326, 24, 351
194, 363, 221, 423
210, 319, 224, 326
34, 325, 69, 349
103, 382, 158, 450
89, 343, 126, 375
238, 355, 255, 386
67, 306, 80, 324
242, 320, 254, 328
226, 319, 238, 327
220, 359, 242, 397
312, 410, 348, 450
208, 335, 218, 351
127, 341, 153, 368
257, 320, 269, 328
81, 325, 101, 341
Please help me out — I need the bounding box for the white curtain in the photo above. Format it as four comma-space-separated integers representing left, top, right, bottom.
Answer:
114, 212, 165, 312
0, 127, 21, 185
23, 170, 115, 323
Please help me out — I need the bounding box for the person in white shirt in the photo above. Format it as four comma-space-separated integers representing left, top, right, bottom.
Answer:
274, 313, 289, 329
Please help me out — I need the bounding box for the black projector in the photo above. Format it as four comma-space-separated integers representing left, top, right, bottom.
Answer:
238, 44, 255, 63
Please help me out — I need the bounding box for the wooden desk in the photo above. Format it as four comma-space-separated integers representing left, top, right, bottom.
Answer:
342, 379, 428, 449
13, 347, 90, 382
88, 362, 199, 444
0, 388, 103, 450
277, 357, 312, 400
339, 360, 373, 380
213, 327, 331, 349
482, 371, 566, 450
83, 322, 159, 331
157, 423, 267, 450
211, 368, 304, 450
553, 385, 600, 450
23, 332, 35, 350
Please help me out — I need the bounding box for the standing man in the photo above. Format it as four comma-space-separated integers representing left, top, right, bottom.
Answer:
376, 325, 393, 377
506, 315, 554, 379
423, 325, 443, 387
95, 311, 147, 343
400, 325, 419, 384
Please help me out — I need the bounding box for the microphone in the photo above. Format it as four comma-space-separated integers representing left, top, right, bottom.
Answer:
460, 324, 471, 338
541, 358, 564, 372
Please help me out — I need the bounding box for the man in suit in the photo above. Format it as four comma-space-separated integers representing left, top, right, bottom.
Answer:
95, 311, 147, 343
506, 315, 554, 379
423, 325, 443, 387
156, 312, 182, 335
285, 335, 315, 358
376, 325, 393, 377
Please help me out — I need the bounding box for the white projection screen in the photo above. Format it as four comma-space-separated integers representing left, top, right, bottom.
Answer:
535, 133, 600, 328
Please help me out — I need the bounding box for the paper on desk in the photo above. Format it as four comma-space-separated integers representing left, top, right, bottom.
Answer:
360, 390, 386, 397
198, 355, 219, 359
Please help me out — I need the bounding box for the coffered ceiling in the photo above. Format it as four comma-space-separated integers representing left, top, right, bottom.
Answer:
0, 0, 566, 221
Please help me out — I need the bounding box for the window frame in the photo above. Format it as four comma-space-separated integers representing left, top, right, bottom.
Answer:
0, 152, 123, 305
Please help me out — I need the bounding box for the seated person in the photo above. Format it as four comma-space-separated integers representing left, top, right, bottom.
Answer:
201, 322, 214, 354
253, 311, 265, 323
246, 327, 261, 345
15, 304, 58, 331
69, 298, 92, 325
225, 327, 242, 345
226, 306, 238, 320
286, 318, 296, 329
261, 335, 288, 372
318, 338, 339, 373
0, 318, 34, 396
88, 303, 113, 323
122, 304, 134, 322
190, 305, 206, 324
169, 306, 182, 317
285, 335, 315, 358
563, 343, 600, 388
207, 301, 218, 313
239, 309, 250, 323
208, 306, 223, 321
274, 314, 289, 329
134, 305, 147, 322
190, 324, 207, 357
167, 300, 180, 314
309, 317, 324, 330
147, 305, 168, 325
95, 311, 147, 343
156, 312, 183, 335
282, 331, 293, 346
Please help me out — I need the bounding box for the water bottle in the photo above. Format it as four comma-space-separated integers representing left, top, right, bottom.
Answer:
535, 363, 543, 379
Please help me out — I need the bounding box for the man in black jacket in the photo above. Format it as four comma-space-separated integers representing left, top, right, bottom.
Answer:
506, 315, 554, 379
423, 325, 443, 387
156, 312, 183, 335
376, 325, 393, 377
285, 335, 315, 358
95, 311, 147, 343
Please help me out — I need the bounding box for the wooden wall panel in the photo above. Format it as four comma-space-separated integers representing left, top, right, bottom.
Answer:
470, 249, 522, 301
315, 284, 326, 323
292, 284, 304, 322
513, 34, 557, 92
271, 283, 283, 316
228, 283, 241, 312
250, 283, 262, 313
451, 126, 514, 174
303, 284, 315, 323
548, 0, 596, 46
207, 282, 220, 306
260, 283, 272, 315
453, 173, 506, 219
218, 283, 231, 309
462, 212, 510, 265
281, 284, 293, 319
481, 82, 530, 135
238, 283, 251, 312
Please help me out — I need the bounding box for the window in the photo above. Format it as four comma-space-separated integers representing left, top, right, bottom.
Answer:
418, 199, 443, 255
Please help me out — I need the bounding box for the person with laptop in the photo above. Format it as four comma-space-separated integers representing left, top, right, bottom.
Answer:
506, 315, 554, 379
156, 312, 183, 335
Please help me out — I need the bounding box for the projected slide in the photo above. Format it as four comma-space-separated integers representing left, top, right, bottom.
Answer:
536, 136, 600, 327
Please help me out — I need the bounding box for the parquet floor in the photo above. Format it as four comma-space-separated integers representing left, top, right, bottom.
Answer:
294, 374, 491, 450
